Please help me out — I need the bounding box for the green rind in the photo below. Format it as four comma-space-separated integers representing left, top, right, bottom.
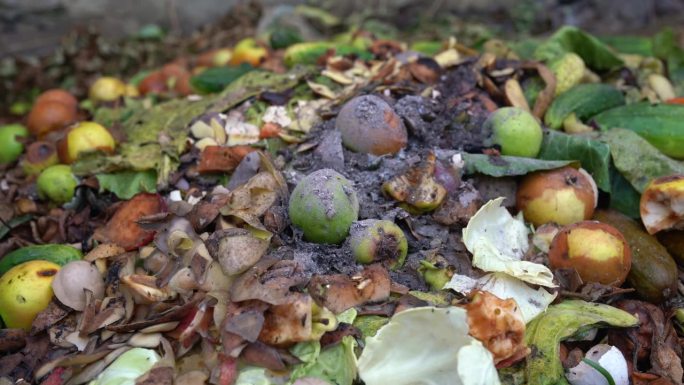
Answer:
593, 102, 684, 159
0, 244, 83, 276
525, 300, 638, 385
544, 84, 625, 129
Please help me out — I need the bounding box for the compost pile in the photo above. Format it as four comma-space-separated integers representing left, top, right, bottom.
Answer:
3, 5, 684, 385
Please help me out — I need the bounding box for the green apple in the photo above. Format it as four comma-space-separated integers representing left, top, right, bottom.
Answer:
485, 107, 543, 158
0, 124, 29, 164
37, 165, 78, 204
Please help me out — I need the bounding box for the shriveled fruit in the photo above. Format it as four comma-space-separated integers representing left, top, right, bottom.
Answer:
335, 95, 408, 155
349, 219, 408, 268
57, 121, 116, 163
0, 260, 60, 330
89, 76, 127, 102
21, 141, 58, 175
26, 100, 77, 137
517, 167, 597, 227
288, 169, 359, 244
640, 175, 684, 234
485, 107, 543, 158
37, 165, 78, 204
94, 193, 165, 251
0, 124, 29, 164
548, 221, 631, 286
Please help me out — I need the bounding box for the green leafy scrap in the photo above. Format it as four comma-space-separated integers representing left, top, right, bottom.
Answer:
534, 26, 623, 71
462, 153, 574, 178
96, 170, 157, 200
289, 336, 357, 385
537, 130, 612, 192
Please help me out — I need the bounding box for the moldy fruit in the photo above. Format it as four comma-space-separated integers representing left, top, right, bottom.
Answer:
288, 168, 359, 244
335, 95, 408, 155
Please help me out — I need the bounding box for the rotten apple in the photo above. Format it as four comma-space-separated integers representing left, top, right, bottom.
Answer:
335, 95, 408, 155
548, 221, 631, 286
517, 166, 598, 227
640, 174, 684, 234
57, 121, 116, 164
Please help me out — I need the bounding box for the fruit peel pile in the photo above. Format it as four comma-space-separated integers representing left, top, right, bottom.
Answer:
2, 8, 684, 385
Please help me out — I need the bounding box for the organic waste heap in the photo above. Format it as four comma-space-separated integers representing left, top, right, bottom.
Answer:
2, 9, 684, 385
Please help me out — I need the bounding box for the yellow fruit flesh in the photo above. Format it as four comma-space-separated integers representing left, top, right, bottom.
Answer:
567, 228, 624, 262
0, 260, 60, 330
525, 188, 586, 226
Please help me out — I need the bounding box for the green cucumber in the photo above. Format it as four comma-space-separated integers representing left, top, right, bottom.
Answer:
544, 83, 625, 129
593, 102, 684, 159
0, 244, 82, 276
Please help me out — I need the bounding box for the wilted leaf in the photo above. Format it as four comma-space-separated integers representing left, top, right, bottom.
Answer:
206, 228, 269, 275
600, 128, 684, 193
290, 336, 357, 385
462, 153, 574, 177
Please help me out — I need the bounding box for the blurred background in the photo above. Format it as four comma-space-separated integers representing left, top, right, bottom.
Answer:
3, 0, 684, 57
2, 0, 684, 115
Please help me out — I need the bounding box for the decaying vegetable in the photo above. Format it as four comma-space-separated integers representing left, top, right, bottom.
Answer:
548, 221, 631, 286
525, 300, 638, 385
517, 167, 598, 227
640, 175, 684, 234
89, 77, 127, 102
594, 210, 678, 303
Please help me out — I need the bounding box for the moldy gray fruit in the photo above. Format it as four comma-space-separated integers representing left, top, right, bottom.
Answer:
288, 168, 359, 244
335, 94, 408, 155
